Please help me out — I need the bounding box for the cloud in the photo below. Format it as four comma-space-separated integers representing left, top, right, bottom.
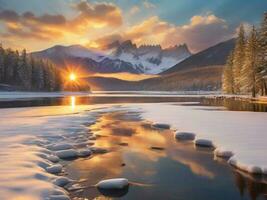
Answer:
163, 14, 234, 52
91, 14, 234, 52
0, 1, 123, 42
0, 10, 19, 22
74, 1, 123, 28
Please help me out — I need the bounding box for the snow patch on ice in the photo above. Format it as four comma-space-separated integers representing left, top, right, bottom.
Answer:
96, 178, 129, 190
175, 131, 195, 141
194, 139, 214, 148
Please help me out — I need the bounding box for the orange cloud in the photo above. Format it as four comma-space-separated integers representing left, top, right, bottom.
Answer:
0, 1, 123, 44
91, 14, 234, 52
73, 1, 123, 28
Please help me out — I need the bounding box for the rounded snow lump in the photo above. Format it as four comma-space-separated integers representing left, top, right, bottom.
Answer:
53, 177, 72, 187
214, 148, 233, 158
56, 149, 78, 159
194, 139, 214, 148
78, 149, 92, 157
152, 123, 170, 129
46, 164, 63, 174
96, 178, 129, 190
175, 132, 195, 141
49, 143, 73, 151
47, 155, 60, 163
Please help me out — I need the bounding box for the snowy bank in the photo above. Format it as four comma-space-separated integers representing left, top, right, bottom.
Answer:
135, 103, 267, 175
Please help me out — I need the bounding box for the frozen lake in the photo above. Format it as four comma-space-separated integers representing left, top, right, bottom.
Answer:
0, 93, 267, 200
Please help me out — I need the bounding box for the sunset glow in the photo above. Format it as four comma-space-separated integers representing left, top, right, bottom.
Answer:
69, 73, 76, 81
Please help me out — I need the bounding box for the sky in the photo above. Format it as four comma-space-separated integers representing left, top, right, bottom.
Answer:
0, 0, 266, 53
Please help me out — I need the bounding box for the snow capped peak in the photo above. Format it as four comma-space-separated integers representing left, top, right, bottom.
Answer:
106, 40, 192, 74
32, 40, 192, 74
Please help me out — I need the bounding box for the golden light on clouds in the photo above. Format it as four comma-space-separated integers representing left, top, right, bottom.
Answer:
0, 0, 235, 52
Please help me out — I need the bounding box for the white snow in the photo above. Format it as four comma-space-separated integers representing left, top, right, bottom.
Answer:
0, 104, 106, 199
194, 139, 214, 148
1, 99, 267, 199
214, 148, 233, 158
134, 103, 267, 175
46, 164, 63, 174
47, 155, 60, 163
78, 149, 92, 157
96, 178, 129, 190
53, 177, 72, 187
175, 131, 195, 141
152, 123, 171, 129
48, 143, 74, 151
56, 149, 78, 159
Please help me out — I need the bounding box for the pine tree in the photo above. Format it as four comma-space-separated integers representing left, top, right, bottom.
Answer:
17, 49, 31, 89
258, 12, 267, 95
233, 24, 246, 94
241, 26, 260, 97
222, 52, 235, 94
0, 45, 63, 91
0, 44, 5, 82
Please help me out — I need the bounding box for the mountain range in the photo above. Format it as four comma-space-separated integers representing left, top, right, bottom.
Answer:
86, 39, 236, 91
31, 38, 235, 91
32, 40, 191, 74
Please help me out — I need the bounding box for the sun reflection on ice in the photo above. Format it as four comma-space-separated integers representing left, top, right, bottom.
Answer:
70, 96, 76, 111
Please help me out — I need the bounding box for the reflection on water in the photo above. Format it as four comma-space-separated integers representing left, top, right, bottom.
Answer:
66, 111, 267, 200
1, 95, 267, 112
70, 96, 76, 111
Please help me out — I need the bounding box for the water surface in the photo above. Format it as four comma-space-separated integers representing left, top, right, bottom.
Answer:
66, 111, 267, 200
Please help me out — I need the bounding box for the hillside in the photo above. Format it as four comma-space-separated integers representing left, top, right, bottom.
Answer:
161, 39, 235, 74
86, 65, 223, 91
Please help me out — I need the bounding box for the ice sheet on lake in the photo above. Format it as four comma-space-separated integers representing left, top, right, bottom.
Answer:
1, 101, 267, 199
135, 103, 267, 174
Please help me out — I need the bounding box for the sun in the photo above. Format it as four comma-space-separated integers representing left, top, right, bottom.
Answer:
69, 73, 76, 81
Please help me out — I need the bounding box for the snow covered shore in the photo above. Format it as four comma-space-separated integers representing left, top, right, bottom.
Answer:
136, 103, 267, 175
0, 102, 267, 199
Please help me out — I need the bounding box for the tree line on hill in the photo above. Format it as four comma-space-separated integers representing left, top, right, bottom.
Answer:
0, 45, 62, 91
222, 13, 267, 97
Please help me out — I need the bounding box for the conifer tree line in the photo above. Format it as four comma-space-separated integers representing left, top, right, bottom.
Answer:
223, 13, 267, 97
0, 44, 63, 91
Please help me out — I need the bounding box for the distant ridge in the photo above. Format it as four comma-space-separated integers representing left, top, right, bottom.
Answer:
161, 38, 236, 74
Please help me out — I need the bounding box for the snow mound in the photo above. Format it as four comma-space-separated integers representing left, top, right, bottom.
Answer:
96, 178, 129, 190
48, 143, 73, 151
175, 132, 195, 141
56, 149, 78, 159
78, 149, 92, 157
152, 123, 170, 129
46, 164, 63, 174
228, 157, 263, 174
214, 148, 233, 158
194, 139, 214, 148
47, 155, 60, 163
53, 177, 72, 187
137, 103, 267, 175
